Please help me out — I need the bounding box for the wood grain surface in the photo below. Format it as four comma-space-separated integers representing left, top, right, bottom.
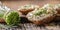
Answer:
0, 23, 60, 30
1, 0, 60, 10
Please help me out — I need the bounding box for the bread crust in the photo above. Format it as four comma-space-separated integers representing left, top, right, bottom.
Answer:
0, 18, 5, 22
31, 15, 55, 25
19, 9, 34, 15
27, 14, 55, 25
56, 8, 60, 14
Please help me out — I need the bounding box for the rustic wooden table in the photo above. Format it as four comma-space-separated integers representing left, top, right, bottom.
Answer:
2, 0, 60, 10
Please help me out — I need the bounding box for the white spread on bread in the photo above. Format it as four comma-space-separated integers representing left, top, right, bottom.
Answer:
18, 4, 39, 10
27, 7, 57, 21
54, 4, 60, 9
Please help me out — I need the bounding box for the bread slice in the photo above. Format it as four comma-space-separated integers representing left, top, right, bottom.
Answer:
26, 8, 57, 25
18, 4, 39, 15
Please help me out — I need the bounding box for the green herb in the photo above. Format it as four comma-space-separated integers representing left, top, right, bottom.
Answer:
0, 13, 4, 17
24, 5, 31, 9
0, 10, 6, 18
34, 9, 47, 16
4, 11, 20, 26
